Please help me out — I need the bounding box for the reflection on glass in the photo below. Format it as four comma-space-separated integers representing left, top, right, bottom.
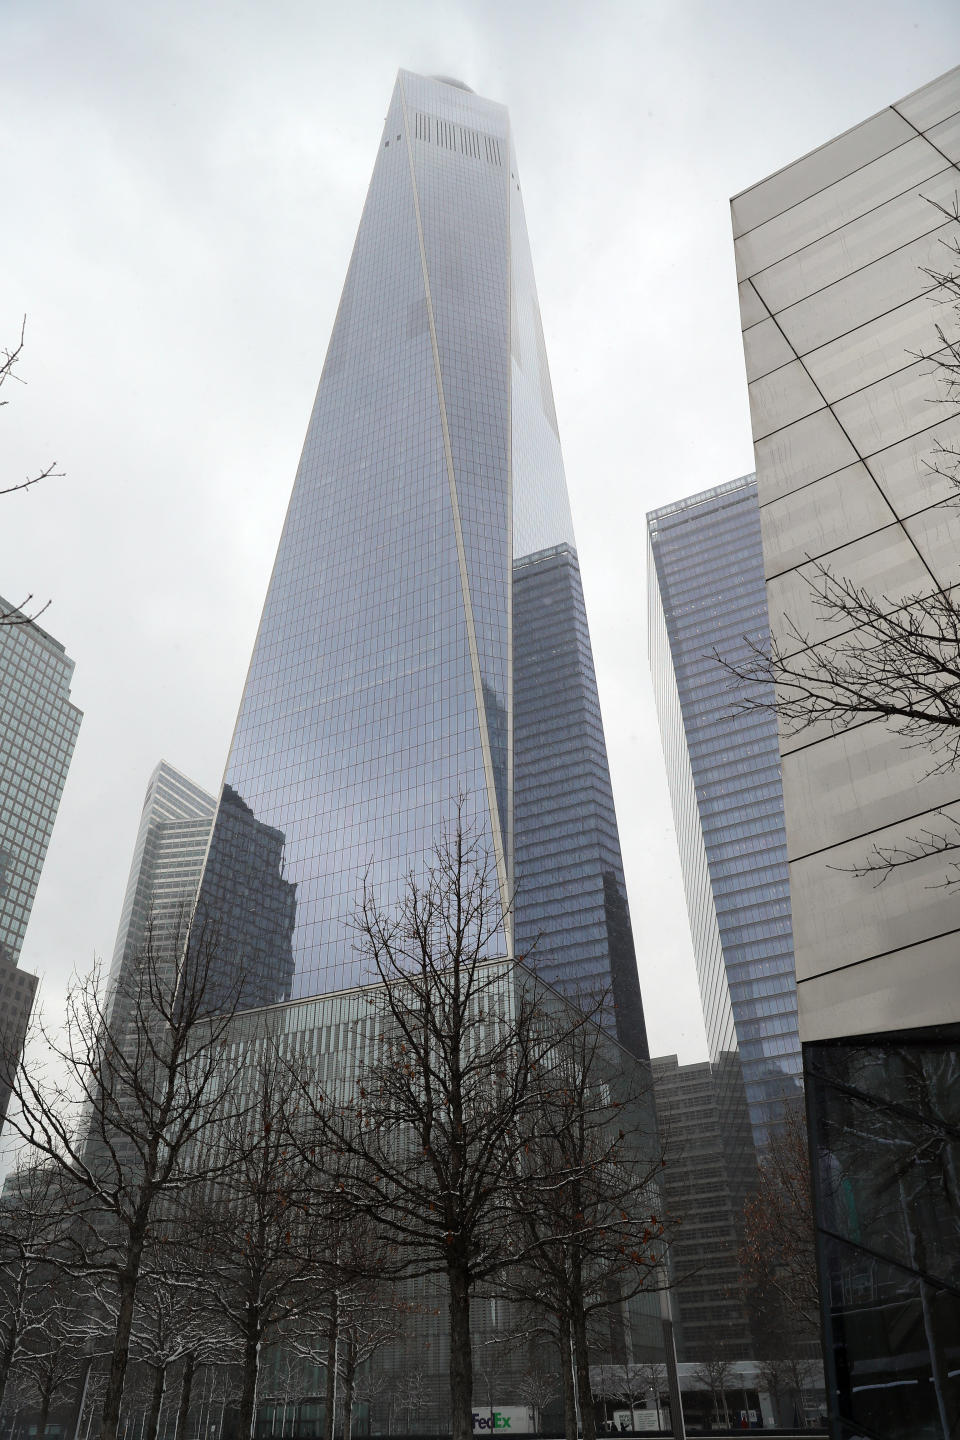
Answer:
806, 1024, 960, 1438
513, 544, 648, 1061
194, 785, 296, 1010
190, 73, 648, 1048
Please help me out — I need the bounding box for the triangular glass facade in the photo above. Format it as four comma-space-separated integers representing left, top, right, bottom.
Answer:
194, 73, 648, 1058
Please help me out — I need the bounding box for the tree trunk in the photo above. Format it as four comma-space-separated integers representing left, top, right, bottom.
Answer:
557, 1313, 577, 1440
0, 1292, 23, 1413
448, 1261, 473, 1440
323, 1292, 339, 1440
570, 1260, 596, 1440
145, 1363, 167, 1440
237, 1315, 262, 1440
174, 1353, 196, 1440
341, 1334, 356, 1440
99, 1260, 143, 1440
37, 1386, 53, 1440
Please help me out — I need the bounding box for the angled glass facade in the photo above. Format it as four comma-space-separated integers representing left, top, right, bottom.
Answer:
0, 598, 81, 1119
514, 544, 646, 1055
192, 73, 647, 1058
106, 760, 216, 1025
0, 598, 82, 972
647, 477, 801, 1146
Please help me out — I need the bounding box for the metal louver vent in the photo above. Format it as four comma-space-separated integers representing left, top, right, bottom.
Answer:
413, 112, 503, 166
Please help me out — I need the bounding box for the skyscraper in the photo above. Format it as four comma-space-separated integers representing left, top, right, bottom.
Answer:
732, 64, 960, 1437
0, 599, 82, 1116
647, 476, 801, 1151
651, 1054, 754, 1362
192, 72, 647, 1057
105, 760, 216, 1023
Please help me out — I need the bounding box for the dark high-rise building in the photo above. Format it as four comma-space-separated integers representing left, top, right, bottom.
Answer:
647, 477, 801, 1149
106, 759, 296, 1063
0, 598, 82, 1117
652, 1054, 755, 1362
513, 544, 645, 1047
192, 72, 647, 1057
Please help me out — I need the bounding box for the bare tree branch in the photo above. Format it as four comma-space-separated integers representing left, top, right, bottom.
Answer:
0, 913, 245, 1440
716, 194, 960, 890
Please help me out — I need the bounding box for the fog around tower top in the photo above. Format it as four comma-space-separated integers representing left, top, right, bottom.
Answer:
430, 74, 474, 91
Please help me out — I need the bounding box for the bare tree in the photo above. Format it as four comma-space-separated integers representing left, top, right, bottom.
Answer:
389, 1367, 426, 1434
691, 1359, 735, 1430
187, 1037, 331, 1440
757, 1355, 819, 1430
598, 1362, 666, 1432
10, 1267, 88, 1440
296, 814, 568, 1440
351, 1366, 391, 1437
0, 1161, 70, 1414
740, 1106, 819, 1334
515, 1367, 556, 1431
288, 1275, 411, 1440
116, 1254, 231, 1440
256, 1350, 312, 1440
1, 318, 64, 626
506, 1002, 666, 1440
1, 918, 243, 1440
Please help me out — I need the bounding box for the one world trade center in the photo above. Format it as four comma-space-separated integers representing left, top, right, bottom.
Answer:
193, 72, 648, 1060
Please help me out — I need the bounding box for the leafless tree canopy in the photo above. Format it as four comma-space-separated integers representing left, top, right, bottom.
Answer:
720, 565, 960, 756
1, 318, 63, 626
185, 1038, 341, 1440
295, 817, 548, 1440
292, 814, 663, 1440
0, 821, 665, 1440
506, 1003, 666, 1440
1, 917, 244, 1440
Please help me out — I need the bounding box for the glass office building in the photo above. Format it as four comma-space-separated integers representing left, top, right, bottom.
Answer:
105, 760, 216, 1023
0, 597, 82, 1116
733, 64, 960, 1438
192, 72, 647, 1058
647, 477, 801, 1151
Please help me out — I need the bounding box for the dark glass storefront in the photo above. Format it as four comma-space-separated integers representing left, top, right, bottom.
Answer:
805, 1023, 960, 1438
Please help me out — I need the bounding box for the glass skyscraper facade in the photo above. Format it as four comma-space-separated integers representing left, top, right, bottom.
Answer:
0, 598, 82, 1117
192, 72, 647, 1058
647, 476, 801, 1148
106, 760, 216, 1023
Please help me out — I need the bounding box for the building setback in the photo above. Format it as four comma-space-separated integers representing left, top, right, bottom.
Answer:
647, 477, 802, 1155
732, 63, 960, 1439
0, 599, 82, 1117
190, 72, 648, 1061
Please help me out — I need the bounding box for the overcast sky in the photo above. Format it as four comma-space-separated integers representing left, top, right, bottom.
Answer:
2, 0, 958, 1071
